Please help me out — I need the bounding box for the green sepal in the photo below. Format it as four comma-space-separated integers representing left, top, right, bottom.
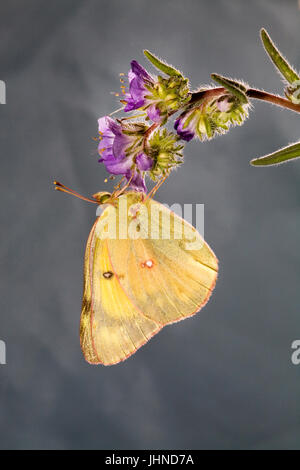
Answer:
211, 74, 248, 104
251, 142, 300, 166
260, 28, 299, 85
203, 116, 213, 138
144, 50, 182, 77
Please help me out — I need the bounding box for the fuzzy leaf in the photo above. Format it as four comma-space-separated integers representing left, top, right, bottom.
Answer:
144, 50, 182, 77
211, 74, 248, 104
260, 28, 299, 85
251, 142, 300, 166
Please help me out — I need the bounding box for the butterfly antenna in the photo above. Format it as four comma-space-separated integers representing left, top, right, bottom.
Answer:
53, 181, 98, 204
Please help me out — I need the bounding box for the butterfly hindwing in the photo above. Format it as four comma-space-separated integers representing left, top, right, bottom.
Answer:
107, 197, 218, 325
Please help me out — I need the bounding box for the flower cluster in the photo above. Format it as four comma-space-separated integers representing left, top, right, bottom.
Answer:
95, 27, 300, 188
96, 50, 250, 192
98, 117, 183, 191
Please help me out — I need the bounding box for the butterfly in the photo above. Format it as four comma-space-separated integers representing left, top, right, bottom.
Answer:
54, 181, 218, 365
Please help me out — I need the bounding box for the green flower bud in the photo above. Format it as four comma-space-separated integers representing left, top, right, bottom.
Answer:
175, 88, 250, 142
147, 129, 184, 179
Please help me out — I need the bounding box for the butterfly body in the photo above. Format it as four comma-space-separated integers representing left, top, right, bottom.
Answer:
80, 191, 218, 365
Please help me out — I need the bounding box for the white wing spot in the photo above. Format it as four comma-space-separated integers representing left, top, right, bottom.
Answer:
141, 259, 154, 269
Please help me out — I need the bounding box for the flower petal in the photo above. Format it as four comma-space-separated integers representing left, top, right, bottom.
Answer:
127, 169, 147, 192
136, 153, 153, 171
130, 60, 152, 81
112, 132, 131, 159
129, 76, 146, 102
124, 61, 153, 112
104, 155, 133, 175
98, 116, 115, 135
124, 97, 145, 112
217, 98, 231, 112
147, 104, 161, 123
174, 116, 195, 141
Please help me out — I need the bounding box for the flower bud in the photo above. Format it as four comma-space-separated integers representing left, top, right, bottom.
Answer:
147, 129, 184, 178
175, 89, 250, 142
285, 80, 300, 104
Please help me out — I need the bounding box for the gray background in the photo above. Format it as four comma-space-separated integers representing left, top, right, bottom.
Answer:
0, 0, 300, 450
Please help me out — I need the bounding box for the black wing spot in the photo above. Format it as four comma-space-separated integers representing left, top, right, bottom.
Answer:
103, 271, 114, 279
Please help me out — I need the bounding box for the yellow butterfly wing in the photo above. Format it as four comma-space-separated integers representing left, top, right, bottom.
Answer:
80, 207, 160, 365
80, 194, 218, 365
107, 196, 218, 326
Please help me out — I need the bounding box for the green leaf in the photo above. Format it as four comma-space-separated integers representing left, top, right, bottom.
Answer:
211, 74, 248, 104
143, 50, 181, 77
260, 28, 299, 85
212, 75, 247, 92
251, 142, 300, 166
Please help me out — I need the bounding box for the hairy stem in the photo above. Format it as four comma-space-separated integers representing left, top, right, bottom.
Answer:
190, 87, 300, 113
143, 122, 159, 151
246, 89, 300, 113
189, 87, 225, 104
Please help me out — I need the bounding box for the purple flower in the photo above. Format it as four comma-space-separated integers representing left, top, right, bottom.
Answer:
124, 61, 152, 111
128, 169, 147, 192
136, 152, 153, 171
123, 60, 191, 125
174, 112, 196, 142
98, 116, 153, 191
124, 61, 162, 123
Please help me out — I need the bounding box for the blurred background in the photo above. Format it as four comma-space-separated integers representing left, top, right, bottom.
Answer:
0, 0, 300, 450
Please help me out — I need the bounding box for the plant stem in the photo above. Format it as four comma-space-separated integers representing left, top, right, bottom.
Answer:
143, 122, 159, 151
190, 87, 300, 113
189, 87, 225, 104
246, 88, 300, 113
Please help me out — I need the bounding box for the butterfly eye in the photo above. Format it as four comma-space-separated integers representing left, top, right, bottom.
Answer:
103, 271, 114, 279
93, 192, 112, 204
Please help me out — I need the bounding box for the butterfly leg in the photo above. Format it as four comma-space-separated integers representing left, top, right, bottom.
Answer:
145, 173, 170, 201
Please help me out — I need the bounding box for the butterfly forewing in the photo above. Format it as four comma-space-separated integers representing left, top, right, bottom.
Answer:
80, 205, 160, 365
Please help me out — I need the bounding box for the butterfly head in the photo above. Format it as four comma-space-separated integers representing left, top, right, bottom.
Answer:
93, 190, 146, 207
92, 191, 115, 205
